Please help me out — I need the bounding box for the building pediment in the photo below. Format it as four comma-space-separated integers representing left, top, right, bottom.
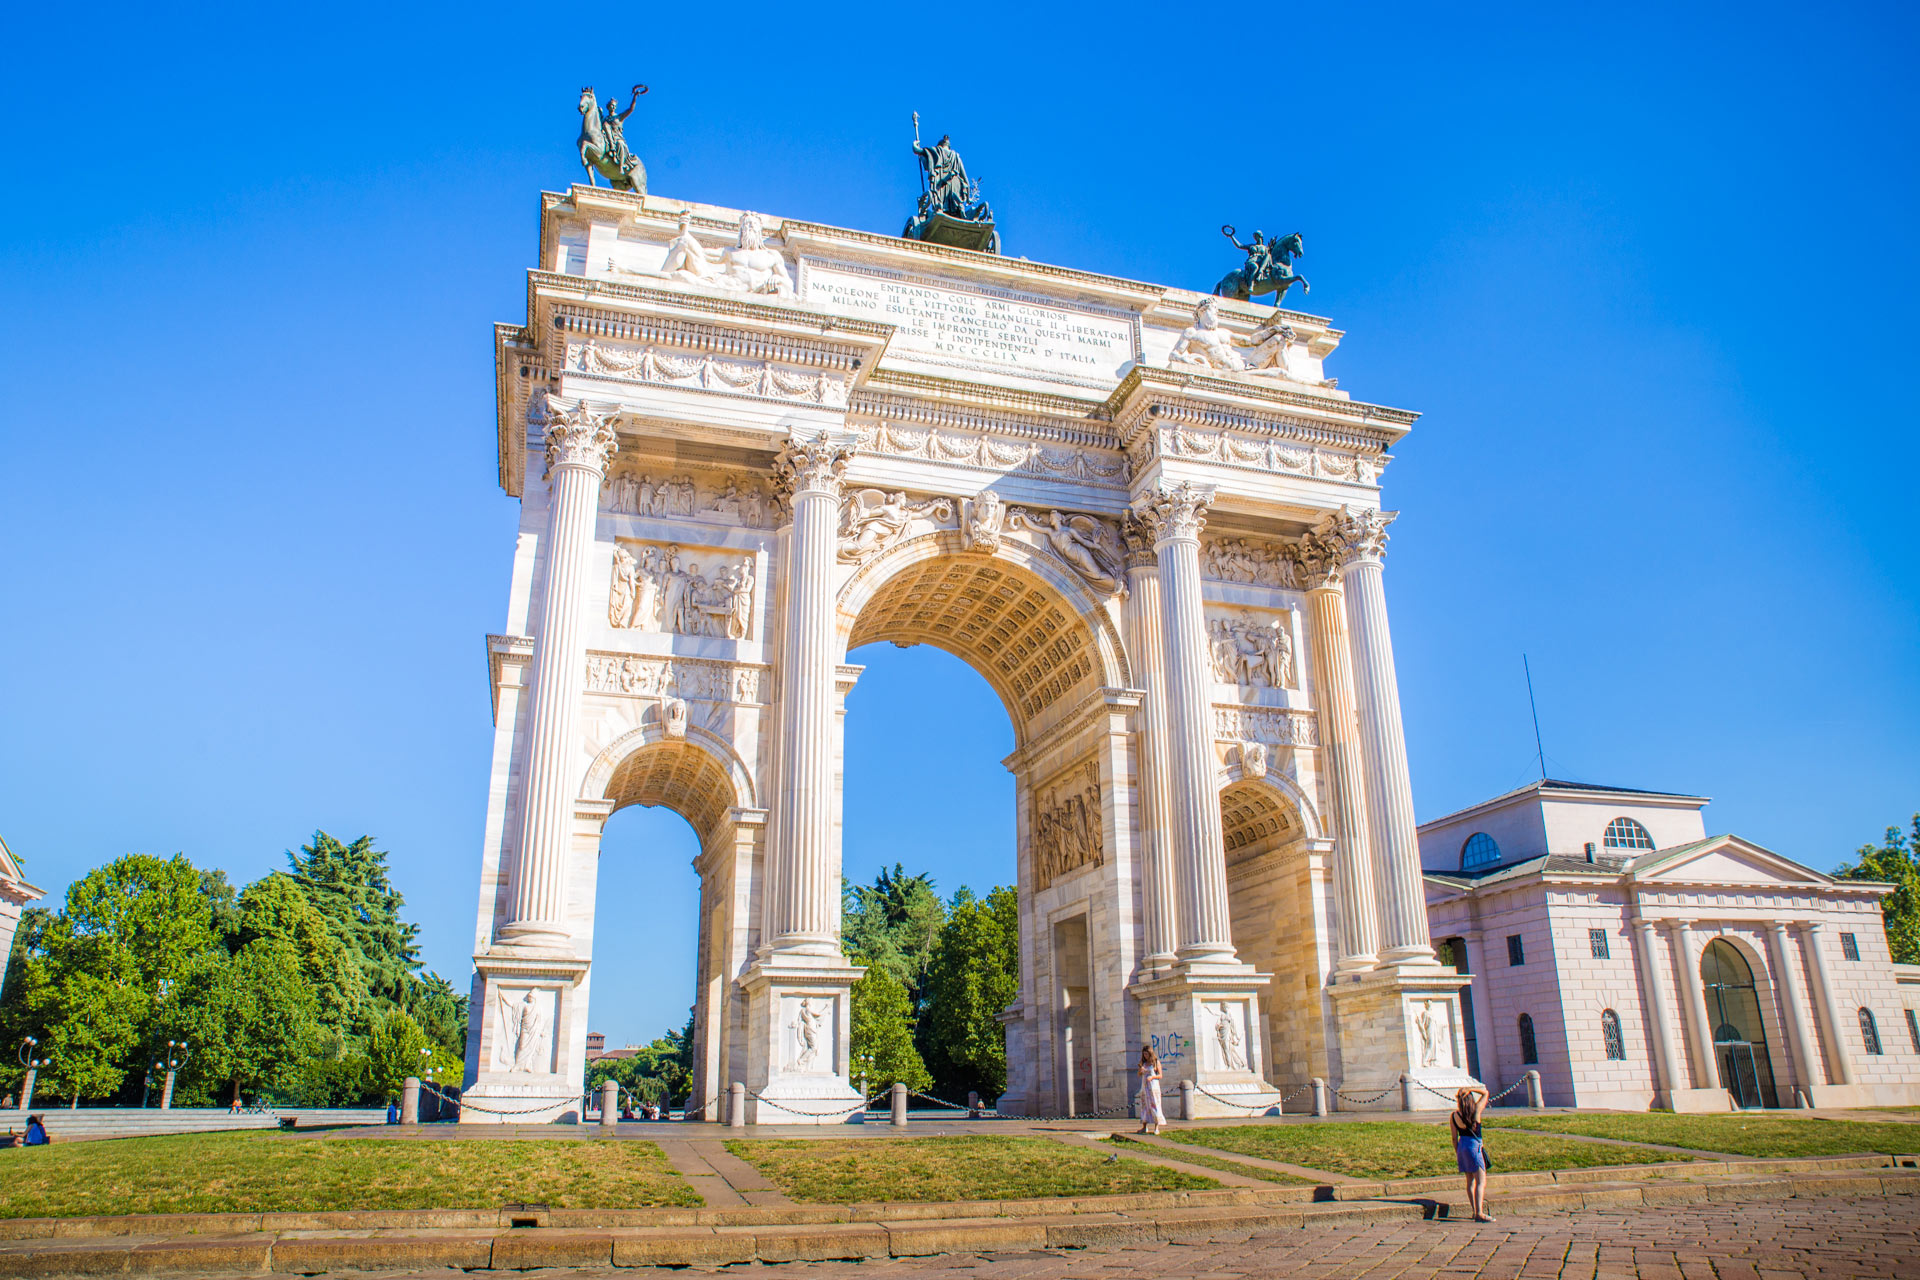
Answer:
1628, 834, 1832, 888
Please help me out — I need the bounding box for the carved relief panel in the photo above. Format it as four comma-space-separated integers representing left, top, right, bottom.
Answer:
491, 986, 559, 1075
1200, 536, 1300, 589
584, 653, 768, 705
1206, 606, 1299, 695
783, 995, 836, 1074
1031, 758, 1103, 892
610, 540, 757, 640
604, 466, 779, 528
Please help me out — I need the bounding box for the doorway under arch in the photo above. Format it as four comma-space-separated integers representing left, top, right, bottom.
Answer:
1701, 938, 1779, 1109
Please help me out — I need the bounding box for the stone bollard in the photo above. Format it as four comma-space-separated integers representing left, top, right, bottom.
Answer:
890, 1081, 908, 1128
19, 1068, 36, 1113
967, 1090, 980, 1118
1310, 1077, 1327, 1116
600, 1079, 618, 1129
729, 1081, 746, 1129
160, 1070, 174, 1110
400, 1076, 420, 1125
1524, 1069, 1543, 1108
1180, 1079, 1195, 1121
1399, 1072, 1413, 1112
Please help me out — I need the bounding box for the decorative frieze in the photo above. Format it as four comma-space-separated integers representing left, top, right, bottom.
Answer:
569, 337, 848, 407
1213, 704, 1319, 748
859, 421, 1127, 483
584, 652, 769, 704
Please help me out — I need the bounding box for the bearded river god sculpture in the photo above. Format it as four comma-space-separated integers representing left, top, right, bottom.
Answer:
578, 84, 647, 192
903, 114, 1000, 254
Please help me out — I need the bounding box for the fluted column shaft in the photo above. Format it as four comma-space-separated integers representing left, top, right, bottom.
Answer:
1138, 483, 1235, 963
1630, 917, 1684, 1098
1297, 540, 1379, 973
766, 434, 854, 955
1766, 922, 1823, 1098
1799, 922, 1855, 1086
1668, 920, 1716, 1088
1123, 531, 1177, 972
1325, 508, 1434, 966
503, 402, 618, 944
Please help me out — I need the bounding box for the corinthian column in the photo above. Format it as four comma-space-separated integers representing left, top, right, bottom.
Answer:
1321, 506, 1435, 968
1292, 535, 1378, 973
501, 399, 618, 946
766, 432, 856, 956
1134, 482, 1236, 965
1122, 516, 1177, 974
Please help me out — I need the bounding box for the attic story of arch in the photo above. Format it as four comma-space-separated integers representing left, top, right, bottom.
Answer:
461, 103, 1473, 1123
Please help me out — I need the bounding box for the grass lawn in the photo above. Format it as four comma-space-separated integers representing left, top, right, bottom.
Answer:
1485, 1113, 1920, 1159
1101, 1135, 1314, 1184
0, 1132, 701, 1218
727, 1135, 1217, 1203
1165, 1122, 1691, 1182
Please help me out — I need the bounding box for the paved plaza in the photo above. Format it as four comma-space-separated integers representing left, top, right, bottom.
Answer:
287, 1197, 1920, 1279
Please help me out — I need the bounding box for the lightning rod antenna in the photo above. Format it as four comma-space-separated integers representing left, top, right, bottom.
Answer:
1524, 654, 1546, 781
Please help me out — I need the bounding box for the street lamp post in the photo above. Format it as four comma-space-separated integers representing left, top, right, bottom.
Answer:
16, 1038, 42, 1111
141, 1061, 162, 1109
160, 1041, 189, 1110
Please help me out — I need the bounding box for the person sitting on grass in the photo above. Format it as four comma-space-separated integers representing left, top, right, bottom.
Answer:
23, 1115, 49, 1146
1449, 1084, 1492, 1222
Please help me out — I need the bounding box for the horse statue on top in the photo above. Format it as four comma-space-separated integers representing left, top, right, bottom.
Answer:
578, 85, 648, 193
1212, 226, 1309, 306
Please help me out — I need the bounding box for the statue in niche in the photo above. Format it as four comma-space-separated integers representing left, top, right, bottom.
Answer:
497, 989, 551, 1074
662, 696, 688, 738
788, 998, 823, 1071
1041, 511, 1124, 594
903, 115, 1000, 254
716, 213, 794, 296
1169, 297, 1247, 373
610, 547, 638, 627
1212, 1003, 1248, 1071
1208, 612, 1296, 690
577, 85, 647, 193
1416, 1002, 1439, 1068
1213, 225, 1309, 306
837, 490, 954, 564
961, 490, 1006, 554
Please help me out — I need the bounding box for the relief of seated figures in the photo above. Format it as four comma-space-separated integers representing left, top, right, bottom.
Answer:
613, 210, 795, 297
1167, 297, 1300, 380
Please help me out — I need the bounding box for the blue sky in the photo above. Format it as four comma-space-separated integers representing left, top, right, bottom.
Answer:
1, 3, 1914, 1047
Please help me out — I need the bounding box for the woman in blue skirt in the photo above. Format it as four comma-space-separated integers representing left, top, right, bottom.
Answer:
1449, 1085, 1492, 1222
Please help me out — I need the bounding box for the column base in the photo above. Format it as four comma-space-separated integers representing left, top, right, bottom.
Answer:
1129, 964, 1282, 1118
1657, 1087, 1734, 1113
739, 955, 866, 1124
463, 950, 590, 1122
1327, 966, 1476, 1111
460, 1076, 582, 1125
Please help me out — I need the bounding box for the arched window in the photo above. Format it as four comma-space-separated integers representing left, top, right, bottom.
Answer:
1601, 1009, 1625, 1061
1859, 1008, 1883, 1056
1461, 832, 1501, 871
1602, 817, 1656, 850
1518, 1013, 1539, 1064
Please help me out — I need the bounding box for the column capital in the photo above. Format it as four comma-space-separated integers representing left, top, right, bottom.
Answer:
1132, 481, 1215, 547
542, 397, 620, 480
773, 431, 857, 500
1121, 510, 1159, 569
1316, 505, 1398, 566
1289, 533, 1345, 592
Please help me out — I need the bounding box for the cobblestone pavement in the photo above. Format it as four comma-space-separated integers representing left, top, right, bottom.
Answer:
302, 1196, 1920, 1279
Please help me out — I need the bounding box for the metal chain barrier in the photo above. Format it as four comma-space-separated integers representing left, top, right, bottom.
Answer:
1193, 1081, 1310, 1112
420, 1084, 579, 1118
741, 1087, 888, 1120
1412, 1076, 1532, 1105
1332, 1085, 1398, 1106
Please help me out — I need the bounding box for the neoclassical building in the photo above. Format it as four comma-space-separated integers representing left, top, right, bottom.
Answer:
1423, 782, 1920, 1109
460, 185, 1479, 1121
0, 837, 45, 1001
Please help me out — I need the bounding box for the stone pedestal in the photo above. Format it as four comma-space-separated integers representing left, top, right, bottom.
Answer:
739, 959, 865, 1123
1327, 968, 1476, 1111
1130, 969, 1279, 1117
463, 950, 592, 1124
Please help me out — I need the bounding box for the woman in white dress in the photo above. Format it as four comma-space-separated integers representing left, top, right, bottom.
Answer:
1136, 1044, 1165, 1135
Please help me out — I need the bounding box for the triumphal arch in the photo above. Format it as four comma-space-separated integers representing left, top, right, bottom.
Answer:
461, 183, 1476, 1121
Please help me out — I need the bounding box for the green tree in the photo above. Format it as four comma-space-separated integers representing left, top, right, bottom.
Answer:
284, 832, 420, 1004
849, 958, 931, 1094
33, 941, 147, 1105
1837, 814, 1920, 964
236, 872, 371, 1037
364, 1008, 462, 1098
62, 854, 217, 1000
918, 885, 1019, 1101
842, 865, 945, 1006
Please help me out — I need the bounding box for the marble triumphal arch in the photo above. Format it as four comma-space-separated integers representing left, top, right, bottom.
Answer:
461, 185, 1476, 1122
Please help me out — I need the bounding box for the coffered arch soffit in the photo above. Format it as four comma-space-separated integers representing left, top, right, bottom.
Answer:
835, 532, 1130, 746
581, 723, 757, 849
1217, 766, 1323, 858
